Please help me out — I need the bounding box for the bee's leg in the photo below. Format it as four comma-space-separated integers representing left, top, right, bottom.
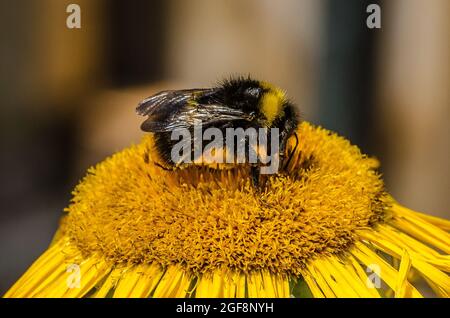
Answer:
282, 132, 299, 171
278, 130, 289, 169
250, 165, 260, 188
154, 161, 174, 171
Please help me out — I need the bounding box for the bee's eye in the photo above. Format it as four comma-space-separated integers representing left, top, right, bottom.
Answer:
245, 87, 261, 98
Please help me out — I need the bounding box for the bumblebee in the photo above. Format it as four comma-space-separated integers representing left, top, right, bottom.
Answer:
136, 77, 299, 185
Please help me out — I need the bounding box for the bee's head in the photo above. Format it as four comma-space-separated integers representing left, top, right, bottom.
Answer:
217, 77, 288, 125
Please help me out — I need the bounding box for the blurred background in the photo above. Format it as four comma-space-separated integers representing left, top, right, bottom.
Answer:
0, 0, 449, 294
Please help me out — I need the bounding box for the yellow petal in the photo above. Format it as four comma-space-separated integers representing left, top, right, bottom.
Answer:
395, 250, 411, 298
113, 263, 164, 298
260, 270, 282, 298
393, 203, 450, 231
4, 239, 70, 297
300, 270, 325, 298
196, 271, 225, 298
377, 225, 450, 272
358, 229, 450, 294
312, 258, 358, 297
61, 257, 111, 298
271, 274, 290, 298
351, 242, 423, 298
346, 255, 381, 298
129, 264, 165, 298
247, 271, 267, 298
234, 272, 246, 298
305, 261, 336, 298
152, 266, 191, 298
329, 256, 380, 298
20, 255, 76, 297
33, 255, 110, 298
392, 217, 450, 254
91, 266, 126, 298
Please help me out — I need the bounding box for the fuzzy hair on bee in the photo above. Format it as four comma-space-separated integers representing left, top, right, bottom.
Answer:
136, 77, 299, 185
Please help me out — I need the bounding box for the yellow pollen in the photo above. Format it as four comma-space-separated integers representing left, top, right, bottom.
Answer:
259, 82, 286, 124
62, 122, 390, 277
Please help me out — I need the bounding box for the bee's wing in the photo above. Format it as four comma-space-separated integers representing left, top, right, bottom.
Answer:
137, 89, 252, 132
136, 89, 205, 117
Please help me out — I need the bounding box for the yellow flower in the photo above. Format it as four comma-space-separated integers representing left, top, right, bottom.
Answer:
4, 122, 450, 298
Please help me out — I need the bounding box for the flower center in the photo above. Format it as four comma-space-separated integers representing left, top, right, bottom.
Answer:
63, 122, 390, 276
